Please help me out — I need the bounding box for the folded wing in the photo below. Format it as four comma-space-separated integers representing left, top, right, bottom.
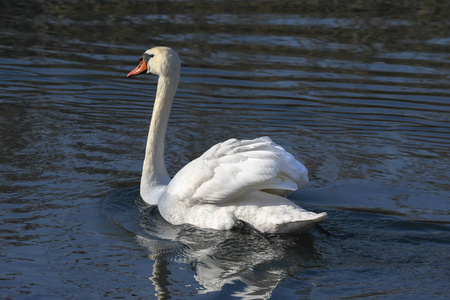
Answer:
167, 137, 308, 205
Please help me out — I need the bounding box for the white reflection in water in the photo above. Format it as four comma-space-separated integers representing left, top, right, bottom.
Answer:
105, 187, 318, 299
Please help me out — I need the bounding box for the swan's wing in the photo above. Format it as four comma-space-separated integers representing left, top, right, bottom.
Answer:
167, 137, 308, 205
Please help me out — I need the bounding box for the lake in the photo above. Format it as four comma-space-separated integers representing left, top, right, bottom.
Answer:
1, 0, 449, 299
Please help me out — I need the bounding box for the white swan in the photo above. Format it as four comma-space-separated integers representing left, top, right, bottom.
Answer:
127, 47, 327, 234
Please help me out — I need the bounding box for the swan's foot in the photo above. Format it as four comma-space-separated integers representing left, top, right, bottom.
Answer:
232, 219, 262, 236
232, 220, 250, 232
314, 224, 353, 239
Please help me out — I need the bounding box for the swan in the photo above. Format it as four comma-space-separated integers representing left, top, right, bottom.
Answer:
127, 46, 327, 234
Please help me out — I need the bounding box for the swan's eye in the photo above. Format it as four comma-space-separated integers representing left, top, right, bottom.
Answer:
142, 53, 154, 64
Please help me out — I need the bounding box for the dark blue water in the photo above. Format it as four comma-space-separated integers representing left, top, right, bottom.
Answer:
1, 1, 449, 299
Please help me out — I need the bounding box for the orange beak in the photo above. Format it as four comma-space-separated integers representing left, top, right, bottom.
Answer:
127, 58, 147, 77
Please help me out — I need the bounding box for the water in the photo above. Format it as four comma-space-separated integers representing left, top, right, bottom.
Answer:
1, 0, 449, 298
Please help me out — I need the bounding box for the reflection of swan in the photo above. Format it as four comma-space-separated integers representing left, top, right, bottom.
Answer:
136, 205, 317, 299
103, 188, 317, 299
127, 47, 326, 233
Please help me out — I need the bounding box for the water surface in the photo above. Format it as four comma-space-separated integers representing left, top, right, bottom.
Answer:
1, 1, 449, 299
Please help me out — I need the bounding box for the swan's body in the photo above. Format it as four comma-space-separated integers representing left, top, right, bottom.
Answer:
127, 47, 326, 234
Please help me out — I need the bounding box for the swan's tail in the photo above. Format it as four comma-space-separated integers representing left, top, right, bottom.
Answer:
233, 191, 327, 234
272, 212, 327, 234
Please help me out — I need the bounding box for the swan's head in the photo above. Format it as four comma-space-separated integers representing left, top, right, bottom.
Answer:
127, 47, 180, 78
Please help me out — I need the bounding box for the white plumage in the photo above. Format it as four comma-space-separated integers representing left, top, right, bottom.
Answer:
127, 47, 326, 234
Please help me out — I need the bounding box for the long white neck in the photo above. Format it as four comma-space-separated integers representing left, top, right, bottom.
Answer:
141, 72, 179, 193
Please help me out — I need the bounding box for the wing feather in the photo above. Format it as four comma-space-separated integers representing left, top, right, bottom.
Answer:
166, 137, 308, 205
